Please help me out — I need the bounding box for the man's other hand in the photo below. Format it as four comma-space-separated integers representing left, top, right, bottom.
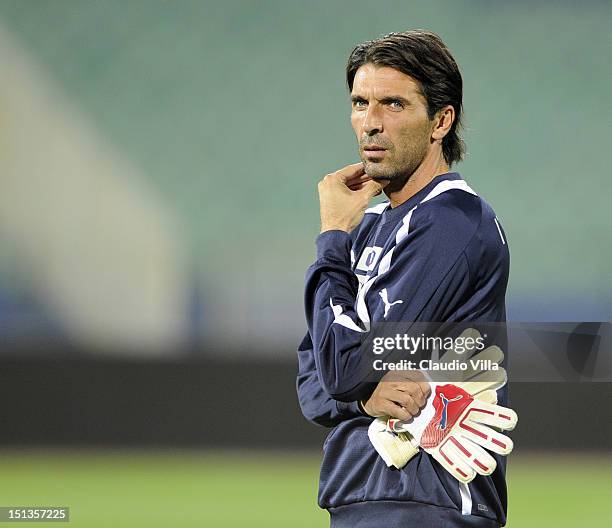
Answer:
362, 371, 431, 421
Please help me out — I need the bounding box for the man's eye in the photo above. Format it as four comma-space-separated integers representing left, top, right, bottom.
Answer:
388, 100, 404, 110
353, 100, 367, 108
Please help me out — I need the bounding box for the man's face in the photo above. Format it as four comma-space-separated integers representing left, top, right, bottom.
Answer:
350, 63, 434, 192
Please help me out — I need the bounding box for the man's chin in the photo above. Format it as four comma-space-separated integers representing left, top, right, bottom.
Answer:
362, 162, 390, 180
363, 167, 393, 185
366, 171, 409, 193
362, 161, 403, 189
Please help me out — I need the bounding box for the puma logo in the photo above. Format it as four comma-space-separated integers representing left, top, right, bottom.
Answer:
438, 393, 463, 430
379, 288, 403, 318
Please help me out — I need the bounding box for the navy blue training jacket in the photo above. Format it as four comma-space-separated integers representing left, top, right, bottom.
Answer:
297, 172, 510, 526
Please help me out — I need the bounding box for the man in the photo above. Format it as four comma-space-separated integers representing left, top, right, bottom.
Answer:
297, 30, 510, 527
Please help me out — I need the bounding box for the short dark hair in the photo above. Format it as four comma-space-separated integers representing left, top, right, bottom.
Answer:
346, 30, 465, 165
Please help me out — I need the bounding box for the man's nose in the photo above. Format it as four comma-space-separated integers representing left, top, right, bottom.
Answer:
363, 106, 383, 136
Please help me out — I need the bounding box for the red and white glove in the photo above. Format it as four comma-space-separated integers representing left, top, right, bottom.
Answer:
388, 383, 517, 483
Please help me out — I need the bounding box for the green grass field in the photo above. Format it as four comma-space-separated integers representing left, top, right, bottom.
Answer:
0, 450, 610, 527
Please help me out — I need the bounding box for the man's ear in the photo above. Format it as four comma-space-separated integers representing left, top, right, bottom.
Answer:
431, 105, 455, 141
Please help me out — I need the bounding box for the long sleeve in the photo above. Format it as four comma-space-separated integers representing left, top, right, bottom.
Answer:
296, 332, 366, 427
305, 203, 477, 403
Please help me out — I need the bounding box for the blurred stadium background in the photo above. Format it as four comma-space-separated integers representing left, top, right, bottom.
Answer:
0, 1, 610, 526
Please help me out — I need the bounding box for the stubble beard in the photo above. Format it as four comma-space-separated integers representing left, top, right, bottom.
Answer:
361, 142, 429, 194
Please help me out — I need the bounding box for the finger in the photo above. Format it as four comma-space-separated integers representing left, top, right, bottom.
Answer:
387, 374, 429, 405
438, 434, 497, 478
398, 380, 430, 404
458, 328, 482, 348
345, 171, 371, 186
418, 381, 432, 399
392, 393, 420, 416
412, 386, 428, 408
393, 393, 421, 416
382, 400, 412, 421
394, 382, 427, 408
408, 380, 431, 406
465, 345, 504, 368
334, 163, 366, 184
431, 447, 475, 483
346, 177, 372, 190
461, 371, 507, 396
433, 438, 481, 482
464, 400, 518, 431
474, 389, 498, 404
460, 437, 498, 476
358, 179, 383, 198
459, 419, 515, 455
347, 174, 372, 191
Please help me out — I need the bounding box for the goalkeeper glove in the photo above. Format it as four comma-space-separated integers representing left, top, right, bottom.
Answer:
389, 382, 517, 483
368, 386, 501, 470
368, 329, 517, 478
